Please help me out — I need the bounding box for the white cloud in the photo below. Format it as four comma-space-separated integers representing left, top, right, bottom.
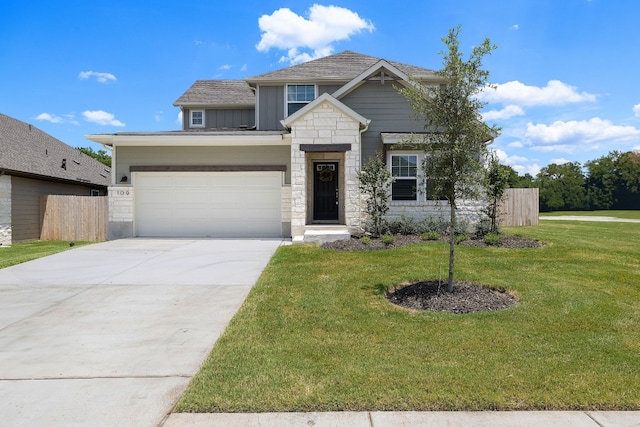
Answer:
482, 105, 524, 121
35, 112, 78, 125
176, 111, 183, 126
512, 163, 541, 176
494, 148, 528, 165
481, 80, 597, 106
220, 64, 232, 70
240, 64, 248, 72
549, 157, 571, 165
155, 111, 163, 122
508, 141, 524, 148
82, 110, 125, 127
633, 103, 640, 117
256, 5, 374, 64
78, 71, 117, 84
36, 112, 64, 124
510, 24, 519, 30
526, 118, 640, 147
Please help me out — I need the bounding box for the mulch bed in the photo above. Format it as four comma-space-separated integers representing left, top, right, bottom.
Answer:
386, 280, 518, 313
321, 233, 537, 313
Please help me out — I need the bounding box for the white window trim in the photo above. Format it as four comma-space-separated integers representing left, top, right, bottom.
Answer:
190, 109, 205, 128
285, 84, 317, 116
389, 151, 423, 202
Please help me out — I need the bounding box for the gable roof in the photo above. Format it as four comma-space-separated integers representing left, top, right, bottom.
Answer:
0, 113, 110, 187
246, 50, 436, 83
173, 80, 255, 107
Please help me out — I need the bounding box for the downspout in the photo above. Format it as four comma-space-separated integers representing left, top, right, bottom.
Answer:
357, 120, 371, 233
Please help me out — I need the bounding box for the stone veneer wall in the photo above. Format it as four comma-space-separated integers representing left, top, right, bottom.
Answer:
289, 101, 362, 239
108, 185, 134, 239
0, 175, 11, 246
386, 199, 485, 232
281, 185, 292, 237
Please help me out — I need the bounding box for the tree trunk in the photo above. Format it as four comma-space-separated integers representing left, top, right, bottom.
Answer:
447, 203, 456, 292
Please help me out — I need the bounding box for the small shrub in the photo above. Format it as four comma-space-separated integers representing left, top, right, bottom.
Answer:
388, 215, 419, 235
455, 217, 470, 235
474, 217, 493, 238
483, 233, 503, 246
365, 217, 389, 236
455, 234, 469, 244
381, 234, 395, 245
360, 236, 371, 245
421, 231, 441, 241
418, 215, 449, 234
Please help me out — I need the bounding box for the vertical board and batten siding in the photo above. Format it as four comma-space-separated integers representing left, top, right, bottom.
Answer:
257, 86, 285, 130
341, 81, 425, 162
498, 188, 539, 226
182, 108, 255, 129
11, 176, 103, 242
40, 195, 108, 241
256, 84, 344, 131
205, 109, 255, 129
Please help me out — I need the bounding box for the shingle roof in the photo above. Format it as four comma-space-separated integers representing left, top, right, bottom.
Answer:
173, 80, 255, 107
0, 113, 110, 186
247, 50, 436, 82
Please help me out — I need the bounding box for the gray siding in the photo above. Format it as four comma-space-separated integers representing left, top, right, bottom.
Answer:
11, 176, 99, 242
257, 86, 285, 131
341, 81, 425, 164
318, 85, 342, 95
257, 85, 343, 131
183, 108, 255, 130
117, 146, 292, 184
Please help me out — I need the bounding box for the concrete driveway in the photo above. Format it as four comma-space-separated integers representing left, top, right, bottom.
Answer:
0, 238, 284, 427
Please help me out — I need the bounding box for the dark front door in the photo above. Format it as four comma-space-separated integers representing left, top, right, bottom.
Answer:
313, 162, 339, 221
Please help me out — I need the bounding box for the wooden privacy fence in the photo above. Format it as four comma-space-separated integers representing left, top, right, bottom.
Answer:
40, 195, 108, 241
498, 188, 539, 226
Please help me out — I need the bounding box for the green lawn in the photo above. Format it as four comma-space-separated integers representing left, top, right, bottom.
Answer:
177, 221, 640, 412
541, 210, 640, 220
0, 240, 93, 269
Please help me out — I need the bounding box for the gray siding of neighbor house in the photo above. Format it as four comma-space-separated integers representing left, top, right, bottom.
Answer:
116, 145, 292, 184
182, 108, 255, 130
257, 85, 344, 131
11, 176, 99, 242
341, 81, 425, 164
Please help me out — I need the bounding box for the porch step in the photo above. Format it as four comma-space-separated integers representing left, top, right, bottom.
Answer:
301, 225, 351, 244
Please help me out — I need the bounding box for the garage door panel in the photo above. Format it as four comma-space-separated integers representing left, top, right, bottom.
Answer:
135, 172, 282, 237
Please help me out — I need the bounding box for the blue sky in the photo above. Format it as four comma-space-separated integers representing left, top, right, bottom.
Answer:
2, 0, 639, 176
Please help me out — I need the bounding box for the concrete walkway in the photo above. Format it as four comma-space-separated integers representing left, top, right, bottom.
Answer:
0, 238, 284, 427
165, 411, 640, 426
540, 215, 640, 223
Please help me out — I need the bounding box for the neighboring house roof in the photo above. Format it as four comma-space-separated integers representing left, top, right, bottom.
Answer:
246, 50, 437, 82
0, 113, 110, 187
173, 80, 255, 107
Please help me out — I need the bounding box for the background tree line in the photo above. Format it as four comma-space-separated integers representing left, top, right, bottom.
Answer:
500, 150, 640, 212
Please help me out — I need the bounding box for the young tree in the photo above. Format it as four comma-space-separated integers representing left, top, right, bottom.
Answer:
483, 152, 510, 234
399, 26, 499, 292
357, 152, 394, 236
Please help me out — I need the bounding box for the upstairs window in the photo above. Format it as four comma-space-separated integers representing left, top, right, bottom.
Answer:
287, 84, 315, 116
190, 110, 204, 128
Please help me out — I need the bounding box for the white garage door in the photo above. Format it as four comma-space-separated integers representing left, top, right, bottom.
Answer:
134, 172, 282, 237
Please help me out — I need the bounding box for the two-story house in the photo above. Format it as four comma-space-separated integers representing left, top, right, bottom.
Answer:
87, 50, 482, 242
